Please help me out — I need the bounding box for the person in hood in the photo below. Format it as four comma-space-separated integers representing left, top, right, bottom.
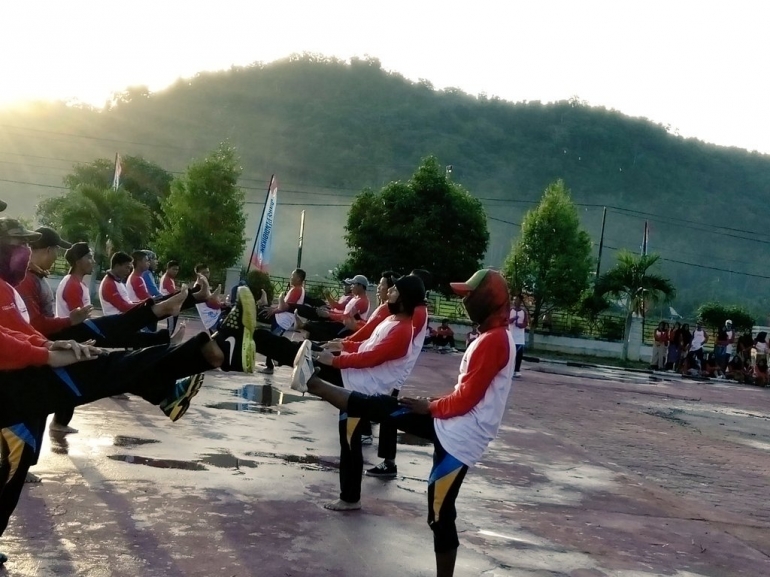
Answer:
290, 269, 514, 577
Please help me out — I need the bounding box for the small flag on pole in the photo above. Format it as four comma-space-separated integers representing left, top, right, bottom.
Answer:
249, 175, 279, 272
112, 153, 122, 191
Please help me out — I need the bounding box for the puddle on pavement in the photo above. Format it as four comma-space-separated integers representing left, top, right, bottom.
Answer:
246, 451, 338, 472
108, 454, 206, 471
198, 452, 259, 469
113, 436, 160, 447
205, 384, 314, 414
397, 432, 432, 446
205, 402, 295, 415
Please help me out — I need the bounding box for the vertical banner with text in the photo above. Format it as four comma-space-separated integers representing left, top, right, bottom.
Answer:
250, 175, 278, 272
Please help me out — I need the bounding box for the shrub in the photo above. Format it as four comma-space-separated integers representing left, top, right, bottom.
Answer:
599, 316, 625, 341
697, 302, 755, 333
246, 270, 273, 303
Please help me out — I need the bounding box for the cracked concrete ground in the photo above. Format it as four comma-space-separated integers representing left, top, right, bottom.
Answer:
2, 328, 769, 576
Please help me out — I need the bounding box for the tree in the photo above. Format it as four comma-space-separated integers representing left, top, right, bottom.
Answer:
596, 251, 676, 360
154, 144, 246, 278
63, 155, 173, 239
502, 180, 593, 346
697, 302, 754, 334
36, 184, 153, 293
340, 156, 488, 293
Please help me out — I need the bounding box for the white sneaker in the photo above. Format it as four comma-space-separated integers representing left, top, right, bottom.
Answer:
514, 371, 522, 378
291, 340, 314, 393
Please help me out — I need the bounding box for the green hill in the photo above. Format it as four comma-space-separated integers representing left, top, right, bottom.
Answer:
1, 55, 769, 317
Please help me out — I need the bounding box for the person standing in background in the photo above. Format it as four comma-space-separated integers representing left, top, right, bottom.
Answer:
508, 294, 528, 377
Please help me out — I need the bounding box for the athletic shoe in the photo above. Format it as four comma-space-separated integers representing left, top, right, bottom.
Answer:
160, 374, 205, 422
24, 472, 41, 484
365, 461, 397, 479
257, 364, 274, 375
514, 371, 522, 378
215, 286, 257, 373
360, 435, 373, 446
49, 422, 79, 434
291, 340, 315, 393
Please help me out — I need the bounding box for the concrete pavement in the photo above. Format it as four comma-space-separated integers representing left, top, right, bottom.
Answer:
2, 343, 770, 576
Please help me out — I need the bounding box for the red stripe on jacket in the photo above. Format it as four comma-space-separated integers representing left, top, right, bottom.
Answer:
332, 319, 412, 370
429, 327, 511, 419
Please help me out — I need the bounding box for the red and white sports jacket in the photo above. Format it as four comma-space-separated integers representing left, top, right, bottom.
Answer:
431, 326, 515, 467
333, 315, 413, 396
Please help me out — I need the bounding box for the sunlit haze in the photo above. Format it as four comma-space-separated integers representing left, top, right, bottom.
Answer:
2, 0, 769, 152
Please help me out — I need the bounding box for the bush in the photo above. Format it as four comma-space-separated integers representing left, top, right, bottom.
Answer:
305, 283, 330, 307
246, 270, 273, 303
697, 302, 755, 333
599, 316, 625, 341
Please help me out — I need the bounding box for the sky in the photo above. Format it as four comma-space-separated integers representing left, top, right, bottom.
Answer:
2, 0, 769, 152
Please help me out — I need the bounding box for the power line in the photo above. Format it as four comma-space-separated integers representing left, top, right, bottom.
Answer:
0, 123, 186, 150
603, 244, 770, 280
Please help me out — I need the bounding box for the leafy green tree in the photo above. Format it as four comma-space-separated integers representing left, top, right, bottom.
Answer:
697, 302, 754, 334
155, 144, 246, 277
596, 251, 676, 360
340, 156, 488, 293
502, 180, 592, 346
63, 155, 173, 240
36, 184, 153, 293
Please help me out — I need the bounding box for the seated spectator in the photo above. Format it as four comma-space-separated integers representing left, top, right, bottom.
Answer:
433, 319, 456, 351
737, 331, 754, 364
465, 323, 480, 348
702, 353, 724, 379
422, 323, 436, 350
726, 356, 747, 383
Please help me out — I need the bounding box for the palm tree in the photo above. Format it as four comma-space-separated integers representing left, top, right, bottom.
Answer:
37, 184, 152, 294
596, 251, 676, 361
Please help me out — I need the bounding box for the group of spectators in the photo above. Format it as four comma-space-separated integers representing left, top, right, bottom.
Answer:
650, 320, 770, 386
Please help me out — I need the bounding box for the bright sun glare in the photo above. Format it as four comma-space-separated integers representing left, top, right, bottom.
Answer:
2, 0, 769, 152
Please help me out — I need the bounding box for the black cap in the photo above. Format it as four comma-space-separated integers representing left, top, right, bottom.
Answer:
0, 218, 42, 242
0, 200, 6, 212
30, 227, 72, 250
64, 242, 91, 266
394, 275, 426, 310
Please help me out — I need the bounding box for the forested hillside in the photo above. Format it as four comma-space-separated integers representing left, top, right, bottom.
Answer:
1, 55, 769, 316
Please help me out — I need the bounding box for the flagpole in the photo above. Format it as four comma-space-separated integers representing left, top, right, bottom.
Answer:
112, 152, 121, 191
595, 206, 607, 279
245, 174, 275, 275
296, 210, 306, 269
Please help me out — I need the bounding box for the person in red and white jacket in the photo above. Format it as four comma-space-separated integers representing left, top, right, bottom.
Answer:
127, 250, 152, 302
99, 252, 141, 316
252, 275, 427, 509
340, 270, 430, 478
160, 260, 180, 333
292, 269, 514, 577
160, 260, 179, 296
256, 268, 307, 374
55, 242, 93, 319
297, 274, 370, 342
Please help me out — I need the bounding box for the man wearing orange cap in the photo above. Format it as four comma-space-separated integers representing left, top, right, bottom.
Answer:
291, 269, 515, 577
